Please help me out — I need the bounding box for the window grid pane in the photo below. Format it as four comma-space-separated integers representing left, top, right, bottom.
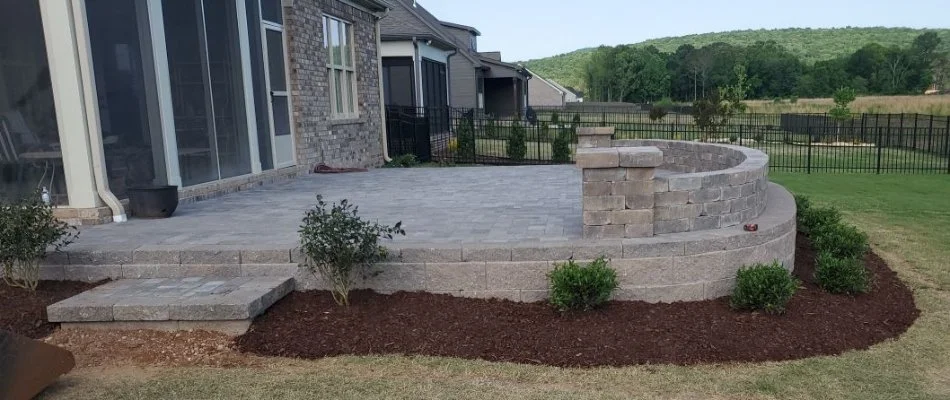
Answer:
346, 71, 355, 113
330, 20, 341, 66
334, 69, 344, 114
343, 23, 352, 68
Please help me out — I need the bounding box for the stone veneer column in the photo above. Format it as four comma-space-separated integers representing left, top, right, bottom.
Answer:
576, 128, 663, 239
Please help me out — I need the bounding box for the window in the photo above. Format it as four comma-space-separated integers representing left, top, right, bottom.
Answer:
470, 35, 477, 52
323, 15, 357, 119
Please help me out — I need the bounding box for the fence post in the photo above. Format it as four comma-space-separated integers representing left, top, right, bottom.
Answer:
806, 130, 813, 175
876, 126, 884, 175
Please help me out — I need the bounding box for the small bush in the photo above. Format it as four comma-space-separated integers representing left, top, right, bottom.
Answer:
811, 222, 869, 259
649, 106, 668, 121
548, 257, 619, 311
794, 194, 812, 218
798, 206, 842, 235
730, 262, 799, 314
729, 135, 739, 143
753, 133, 764, 142
508, 122, 527, 162
815, 252, 870, 295
299, 196, 405, 306
456, 115, 476, 162
551, 129, 572, 163
551, 111, 560, 125
383, 154, 419, 168
1, 193, 78, 291
789, 96, 799, 104
485, 117, 497, 139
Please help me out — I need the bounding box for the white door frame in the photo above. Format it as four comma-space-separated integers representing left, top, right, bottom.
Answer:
260, 16, 297, 169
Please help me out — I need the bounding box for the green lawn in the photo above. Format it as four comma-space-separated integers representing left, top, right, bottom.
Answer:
41, 174, 950, 400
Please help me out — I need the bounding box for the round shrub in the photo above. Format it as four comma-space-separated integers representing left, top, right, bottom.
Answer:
794, 194, 811, 217
815, 252, 870, 295
798, 206, 842, 235
507, 122, 527, 162
548, 257, 619, 311
730, 262, 799, 315
551, 130, 572, 163
811, 222, 869, 259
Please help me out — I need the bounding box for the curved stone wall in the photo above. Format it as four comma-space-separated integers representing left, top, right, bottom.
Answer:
613, 140, 770, 234
292, 183, 797, 304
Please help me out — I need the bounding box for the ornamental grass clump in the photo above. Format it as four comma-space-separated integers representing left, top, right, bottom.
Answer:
0, 193, 78, 291
730, 262, 799, 315
299, 196, 405, 306
548, 257, 619, 311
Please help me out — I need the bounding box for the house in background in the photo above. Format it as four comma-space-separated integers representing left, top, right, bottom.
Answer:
0, 0, 390, 224
439, 21, 531, 118
526, 68, 583, 107
378, 0, 458, 112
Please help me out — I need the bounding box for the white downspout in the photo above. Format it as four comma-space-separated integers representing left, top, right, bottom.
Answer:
375, 9, 391, 162
70, 0, 126, 222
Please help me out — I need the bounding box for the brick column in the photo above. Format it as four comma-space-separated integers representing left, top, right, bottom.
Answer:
576, 145, 663, 239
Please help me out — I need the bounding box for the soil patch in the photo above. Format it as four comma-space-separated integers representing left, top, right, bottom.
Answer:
235, 234, 920, 367
0, 281, 101, 339
44, 329, 257, 368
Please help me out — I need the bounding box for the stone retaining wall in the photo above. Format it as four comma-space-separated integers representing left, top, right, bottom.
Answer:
37, 183, 797, 304
577, 132, 771, 236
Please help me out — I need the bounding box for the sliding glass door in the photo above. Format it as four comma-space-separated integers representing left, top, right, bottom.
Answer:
162, 0, 251, 186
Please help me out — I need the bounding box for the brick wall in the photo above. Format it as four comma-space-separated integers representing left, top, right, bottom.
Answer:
285, 0, 384, 169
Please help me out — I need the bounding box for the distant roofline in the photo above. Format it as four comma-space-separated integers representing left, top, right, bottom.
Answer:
350, 0, 391, 12
439, 20, 481, 36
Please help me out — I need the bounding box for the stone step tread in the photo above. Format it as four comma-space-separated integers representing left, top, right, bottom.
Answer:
47, 277, 294, 323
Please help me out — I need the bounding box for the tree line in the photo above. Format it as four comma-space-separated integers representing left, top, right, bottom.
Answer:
583, 33, 947, 103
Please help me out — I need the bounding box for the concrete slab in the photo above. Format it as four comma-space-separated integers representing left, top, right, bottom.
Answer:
47, 277, 294, 333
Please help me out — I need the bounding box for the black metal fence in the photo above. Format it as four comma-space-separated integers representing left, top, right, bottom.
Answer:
386, 106, 950, 174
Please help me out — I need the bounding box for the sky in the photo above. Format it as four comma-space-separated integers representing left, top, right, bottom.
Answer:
418, 0, 949, 61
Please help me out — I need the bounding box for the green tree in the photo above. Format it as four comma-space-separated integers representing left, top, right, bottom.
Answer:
508, 122, 527, 162
829, 87, 857, 142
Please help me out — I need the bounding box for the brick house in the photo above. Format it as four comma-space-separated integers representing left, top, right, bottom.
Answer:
0, 0, 390, 224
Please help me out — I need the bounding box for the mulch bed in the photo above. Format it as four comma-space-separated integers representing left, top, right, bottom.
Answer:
235, 234, 920, 367
0, 281, 101, 339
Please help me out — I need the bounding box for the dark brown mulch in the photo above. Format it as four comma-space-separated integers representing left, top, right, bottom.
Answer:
235, 234, 920, 367
0, 281, 101, 339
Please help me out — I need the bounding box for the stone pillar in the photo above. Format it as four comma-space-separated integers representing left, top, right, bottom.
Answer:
577, 127, 614, 148
576, 145, 663, 239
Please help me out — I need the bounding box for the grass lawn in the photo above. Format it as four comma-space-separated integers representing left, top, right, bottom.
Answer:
41, 174, 950, 400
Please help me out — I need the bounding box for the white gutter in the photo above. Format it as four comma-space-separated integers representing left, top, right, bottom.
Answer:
375, 9, 392, 162
70, 0, 126, 222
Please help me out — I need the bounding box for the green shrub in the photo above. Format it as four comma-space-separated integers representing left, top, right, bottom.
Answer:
794, 194, 812, 218
811, 222, 869, 259
508, 122, 527, 161
815, 252, 870, 295
572, 113, 581, 127
1, 193, 78, 291
798, 206, 842, 235
551, 129, 572, 163
729, 135, 739, 143
456, 114, 476, 162
540, 122, 551, 141
789, 96, 799, 104
383, 154, 419, 168
753, 133, 765, 142
299, 196, 406, 306
730, 262, 799, 314
649, 106, 668, 121
548, 257, 619, 311
551, 111, 560, 125
485, 117, 497, 139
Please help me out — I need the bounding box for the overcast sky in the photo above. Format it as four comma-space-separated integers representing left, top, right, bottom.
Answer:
418, 0, 949, 61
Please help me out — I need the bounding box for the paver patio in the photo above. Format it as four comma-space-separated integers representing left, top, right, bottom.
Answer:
72, 165, 583, 249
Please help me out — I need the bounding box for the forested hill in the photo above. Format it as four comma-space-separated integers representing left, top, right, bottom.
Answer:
521, 27, 950, 91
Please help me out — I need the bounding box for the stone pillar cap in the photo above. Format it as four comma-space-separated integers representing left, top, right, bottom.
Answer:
617, 146, 663, 168
576, 147, 620, 169
577, 127, 615, 136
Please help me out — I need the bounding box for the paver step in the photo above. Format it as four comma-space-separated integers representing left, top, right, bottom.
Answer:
47, 276, 294, 335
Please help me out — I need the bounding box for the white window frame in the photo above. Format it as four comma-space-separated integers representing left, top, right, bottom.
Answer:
323, 14, 358, 120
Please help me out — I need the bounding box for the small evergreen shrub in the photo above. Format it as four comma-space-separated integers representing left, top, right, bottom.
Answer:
811, 222, 869, 259
649, 106, 668, 121
548, 257, 619, 311
730, 262, 799, 314
456, 114, 476, 162
815, 252, 870, 295
729, 135, 739, 143
551, 111, 561, 125
798, 206, 842, 235
794, 194, 812, 218
299, 196, 405, 306
551, 129, 572, 163
485, 116, 497, 139
540, 122, 551, 141
383, 154, 419, 168
0, 193, 78, 291
508, 122, 527, 162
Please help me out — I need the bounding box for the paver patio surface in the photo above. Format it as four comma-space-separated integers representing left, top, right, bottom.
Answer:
72, 165, 582, 250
